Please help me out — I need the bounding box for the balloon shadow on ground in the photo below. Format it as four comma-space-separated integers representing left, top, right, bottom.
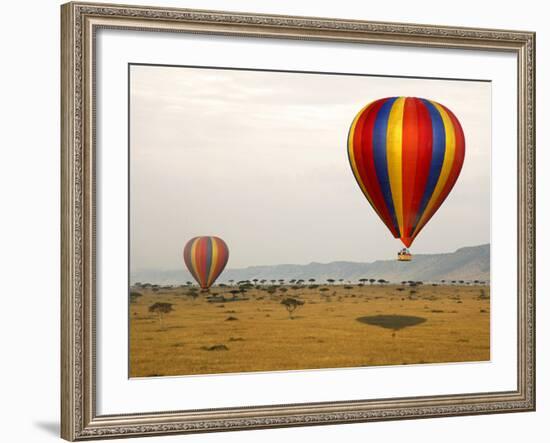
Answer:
356, 315, 427, 331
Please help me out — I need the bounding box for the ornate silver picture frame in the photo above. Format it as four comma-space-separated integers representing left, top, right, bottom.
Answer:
61, 2, 535, 440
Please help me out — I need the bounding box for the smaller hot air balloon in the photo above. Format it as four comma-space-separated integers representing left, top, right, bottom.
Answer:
183, 236, 229, 290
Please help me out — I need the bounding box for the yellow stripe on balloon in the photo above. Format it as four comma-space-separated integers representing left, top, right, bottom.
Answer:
386, 97, 406, 236
347, 102, 385, 221
207, 238, 219, 287
190, 238, 198, 277
412, 102, 456, 236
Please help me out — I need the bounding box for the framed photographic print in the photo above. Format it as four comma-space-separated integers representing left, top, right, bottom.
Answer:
61, 1, 536, 440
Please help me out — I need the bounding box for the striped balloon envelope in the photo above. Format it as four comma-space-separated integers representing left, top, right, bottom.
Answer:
183, 236, 229, 290
348, 97, 465, 248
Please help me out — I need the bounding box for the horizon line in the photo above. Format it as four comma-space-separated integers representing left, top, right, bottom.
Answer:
131, 242, 490, 274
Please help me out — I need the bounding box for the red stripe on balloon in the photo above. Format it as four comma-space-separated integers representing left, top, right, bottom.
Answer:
353, 99, 400, 238
401, 97, 419, 239
196, 237, 208, 288
406, 98, 434, 242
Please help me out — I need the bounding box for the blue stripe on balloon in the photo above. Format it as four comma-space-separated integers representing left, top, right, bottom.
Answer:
372, 97, 399, 234
205, 237, 213, 283
411, 99, 446, 232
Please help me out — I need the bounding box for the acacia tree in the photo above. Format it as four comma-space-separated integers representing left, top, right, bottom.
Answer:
327, 278, 335, 285
281, 297, 304, 319
148, 302, 174, 329
368, 278, 376, 285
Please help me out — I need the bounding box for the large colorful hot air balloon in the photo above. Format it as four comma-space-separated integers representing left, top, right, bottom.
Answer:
183, 236, 229, 290
348, 97, 465, 250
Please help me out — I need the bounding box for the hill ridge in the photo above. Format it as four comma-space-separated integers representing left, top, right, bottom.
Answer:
131, 244, 490, 285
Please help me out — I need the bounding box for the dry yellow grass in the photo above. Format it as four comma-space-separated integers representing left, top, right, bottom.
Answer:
129, 283, 490, 377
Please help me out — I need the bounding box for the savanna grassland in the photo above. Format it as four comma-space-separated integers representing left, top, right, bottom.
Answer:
129, 282, 490, 377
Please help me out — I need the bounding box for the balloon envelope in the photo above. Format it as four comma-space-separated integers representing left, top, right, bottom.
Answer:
183, 236, 229, 289
348, 97, 465, 247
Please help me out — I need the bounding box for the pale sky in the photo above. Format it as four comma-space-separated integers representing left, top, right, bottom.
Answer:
130, 64, 490, 271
